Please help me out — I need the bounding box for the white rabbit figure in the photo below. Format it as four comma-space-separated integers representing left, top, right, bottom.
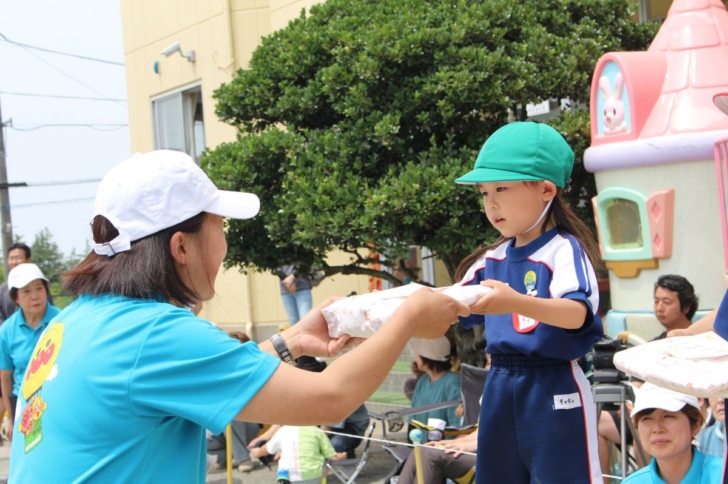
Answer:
599, 73, 627, 135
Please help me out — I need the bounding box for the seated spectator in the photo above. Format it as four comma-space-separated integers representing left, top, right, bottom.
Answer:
396, 431, 477, 484
404, 336, 461, 434
0, 263, 60, 438
321, 403, 370, 459
206, 331, 260, 473
207, 422, 261, 473
250, 425, 346, 483
598, 274, 700, 478
623, 383, 722, 483
697, 397, 725, 459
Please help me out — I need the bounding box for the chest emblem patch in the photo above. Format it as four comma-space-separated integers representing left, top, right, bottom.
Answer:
524, 270, 538, 297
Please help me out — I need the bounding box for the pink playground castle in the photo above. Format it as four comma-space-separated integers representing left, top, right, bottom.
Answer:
585, 0, 728, 337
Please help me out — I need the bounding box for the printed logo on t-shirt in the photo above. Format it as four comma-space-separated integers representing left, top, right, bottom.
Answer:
512, 313, 540, 333
19, 323, 64, 454
553, 392, 582, 410
524, 270, 538, 297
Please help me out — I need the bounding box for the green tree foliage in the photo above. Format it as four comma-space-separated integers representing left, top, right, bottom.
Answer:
31, 228, 67, 284
205, 0, 657, 283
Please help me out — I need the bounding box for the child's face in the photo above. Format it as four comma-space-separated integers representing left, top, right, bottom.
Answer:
477, 181, 552, 244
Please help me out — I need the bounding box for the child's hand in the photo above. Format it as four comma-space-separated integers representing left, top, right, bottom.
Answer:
469, 280, 521, 315
250, 446, 266, 459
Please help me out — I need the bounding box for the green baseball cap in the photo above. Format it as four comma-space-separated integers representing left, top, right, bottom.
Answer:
455, 122, 574, 188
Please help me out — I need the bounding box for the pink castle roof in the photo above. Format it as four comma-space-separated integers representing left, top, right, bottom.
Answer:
640, 0, 728, 137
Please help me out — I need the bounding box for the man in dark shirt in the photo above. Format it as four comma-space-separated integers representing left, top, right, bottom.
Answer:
0, 243, 33, 324
652, 274, 699, 340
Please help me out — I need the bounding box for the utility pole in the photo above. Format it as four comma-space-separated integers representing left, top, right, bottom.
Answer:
0, 99, 13, 278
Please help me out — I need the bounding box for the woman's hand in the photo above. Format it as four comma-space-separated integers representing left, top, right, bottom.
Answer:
410, 360, 424, 379
469, 280, 521, 315
284, 297, 364, 359
424, 433, 477, 458
397, 288, 470, 340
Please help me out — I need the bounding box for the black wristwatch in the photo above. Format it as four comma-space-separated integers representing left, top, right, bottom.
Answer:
270, 333, 297, 365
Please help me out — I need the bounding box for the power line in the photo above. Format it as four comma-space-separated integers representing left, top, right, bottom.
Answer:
26, 178, 102, 187
0, 91, 126, 102
0, 33, 124, 66
8, 123, 128, 132
4, 196, 96, 210
10, 42, 126, 108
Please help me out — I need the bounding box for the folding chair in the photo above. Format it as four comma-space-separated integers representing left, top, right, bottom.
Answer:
381, 364, 487, 483
459, 363, 489, 427
326, 421, 376, 484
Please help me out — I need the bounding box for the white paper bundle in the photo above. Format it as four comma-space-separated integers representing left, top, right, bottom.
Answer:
323, 283, 491, 338
613, 332, 728, 398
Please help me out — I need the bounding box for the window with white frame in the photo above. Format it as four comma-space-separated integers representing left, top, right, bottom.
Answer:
152, 84, 206, 162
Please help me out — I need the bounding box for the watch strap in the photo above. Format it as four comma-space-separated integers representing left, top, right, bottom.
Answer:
270, 333, 296, 365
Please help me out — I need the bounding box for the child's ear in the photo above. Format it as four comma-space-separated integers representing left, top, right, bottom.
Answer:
542, 181, 558, 202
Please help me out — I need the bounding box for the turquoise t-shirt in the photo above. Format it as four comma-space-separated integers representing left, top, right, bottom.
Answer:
409, 370, 461, 427
0, 302, 60, 396
623, 448, 722, 484
9, 295, 280, 484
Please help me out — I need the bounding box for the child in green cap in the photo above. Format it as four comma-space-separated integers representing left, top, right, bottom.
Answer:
455, 122, 604, 483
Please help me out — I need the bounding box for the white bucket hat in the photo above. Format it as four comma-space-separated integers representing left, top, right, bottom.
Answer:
630, 382, 700, 418
8, 263, 48, 290
92, 150, 260, 256
409, 336, 451, 362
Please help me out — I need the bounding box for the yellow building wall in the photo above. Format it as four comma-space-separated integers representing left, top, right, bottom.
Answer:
119, 0, 377, 336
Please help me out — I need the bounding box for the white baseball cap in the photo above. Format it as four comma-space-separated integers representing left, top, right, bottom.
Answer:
409, 336, 451, 362
630, 382, 700, 418
8, 263, 48, 290
714, 93, 728, 115
92, 150, 260, 256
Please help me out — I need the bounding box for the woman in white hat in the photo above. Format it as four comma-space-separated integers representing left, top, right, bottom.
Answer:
624, 383, 722, 483
406, 336, 462, 432
0, 263, 59, 437
6, 150, 469, 483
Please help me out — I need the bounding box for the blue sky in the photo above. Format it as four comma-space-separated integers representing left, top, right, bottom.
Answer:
0, 0, 130, 257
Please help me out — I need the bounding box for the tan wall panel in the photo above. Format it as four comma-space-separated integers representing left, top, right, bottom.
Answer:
231, 0, 270, 11
434, 259, 454, 287
199, 269, 249, 325
270, 0, 322, 31
232, 8, 271, 69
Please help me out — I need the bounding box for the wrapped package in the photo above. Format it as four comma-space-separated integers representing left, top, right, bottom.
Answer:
323, 283, 491, 338
613, 331, 728, 398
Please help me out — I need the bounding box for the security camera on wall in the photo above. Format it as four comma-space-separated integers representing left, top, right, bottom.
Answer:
160, 41, 181, 57
159, 41, 195, 63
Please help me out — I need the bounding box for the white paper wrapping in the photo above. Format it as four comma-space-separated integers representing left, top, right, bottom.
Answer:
613, 332, 728, 398
323, 283, 491, 338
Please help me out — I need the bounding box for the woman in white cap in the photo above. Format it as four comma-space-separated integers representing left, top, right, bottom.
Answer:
6, 150, 469, 483
406, 336, 462, 433
624, 383, 722, 483
0, 263, 59, 437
